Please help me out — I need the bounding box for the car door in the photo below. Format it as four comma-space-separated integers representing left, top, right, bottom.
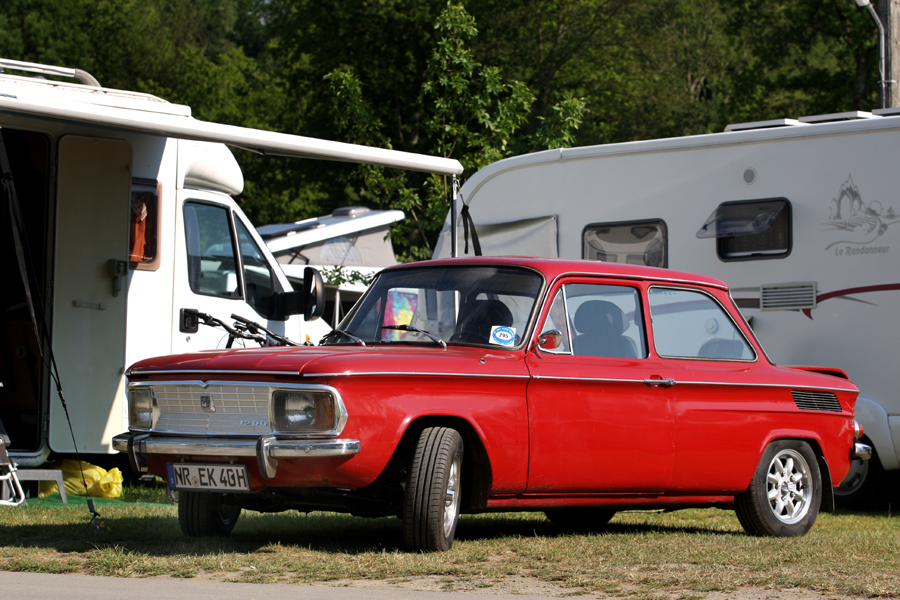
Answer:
524, 278, 675, 493
645, 285, 764, 493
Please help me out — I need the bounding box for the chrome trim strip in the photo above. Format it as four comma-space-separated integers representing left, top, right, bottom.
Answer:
113, 433, 360, 458
675, 380, 854, 393
531, 375, 853, 393
301, 371, 530, 379
533, 375, 645, 384
126, 370, 297, 377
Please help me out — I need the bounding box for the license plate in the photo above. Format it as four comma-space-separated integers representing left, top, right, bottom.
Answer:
166, 463, 250, 492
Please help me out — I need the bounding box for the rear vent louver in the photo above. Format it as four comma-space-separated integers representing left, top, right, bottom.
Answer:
791, 390, 842, 412
760, 282, 817, 310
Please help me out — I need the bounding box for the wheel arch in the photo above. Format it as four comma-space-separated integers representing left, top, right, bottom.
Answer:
394, 415, 492, 513
761, 435, 835, 513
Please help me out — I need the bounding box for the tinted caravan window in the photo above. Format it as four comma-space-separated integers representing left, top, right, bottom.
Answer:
697, 199, 791, 261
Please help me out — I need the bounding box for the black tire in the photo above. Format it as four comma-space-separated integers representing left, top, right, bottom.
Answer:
178, 491, 242, 537
735, 440, 821, 537
402, 427, 464, 552
834, 438, 886, 510
545, 508, 615, 532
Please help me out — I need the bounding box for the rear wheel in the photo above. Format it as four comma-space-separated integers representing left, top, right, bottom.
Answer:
402, 427, 464, 552
178, 491, 242, 537
735, 440, 820, 537
545, 508, 615, 532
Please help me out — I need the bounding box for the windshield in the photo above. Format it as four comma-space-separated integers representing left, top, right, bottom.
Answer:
323, 265, 544, 347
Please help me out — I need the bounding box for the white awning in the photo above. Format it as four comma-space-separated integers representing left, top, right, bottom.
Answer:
0, 85, 463, 176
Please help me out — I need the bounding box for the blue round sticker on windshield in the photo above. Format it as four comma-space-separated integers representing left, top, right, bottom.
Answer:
490, 326, 516, 346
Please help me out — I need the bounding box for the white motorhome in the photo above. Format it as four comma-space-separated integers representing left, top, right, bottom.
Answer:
0, 59, 461, 468
437, 110, 900, 507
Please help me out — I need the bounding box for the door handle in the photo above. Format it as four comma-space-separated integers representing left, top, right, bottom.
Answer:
108, 259, 128, 297
643, 377, 676, 388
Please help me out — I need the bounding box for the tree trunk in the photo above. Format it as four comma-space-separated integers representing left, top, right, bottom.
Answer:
883, 0, 900, 108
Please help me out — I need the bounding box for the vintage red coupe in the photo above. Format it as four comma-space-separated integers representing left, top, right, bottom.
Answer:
115, 257, 869, 551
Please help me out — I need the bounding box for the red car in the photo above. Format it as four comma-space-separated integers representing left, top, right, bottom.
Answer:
115, 257, 869, 551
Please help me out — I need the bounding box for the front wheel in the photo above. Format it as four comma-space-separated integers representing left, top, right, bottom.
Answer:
178, 491, 242, 537
735, 440, 821, 537
402, 427, 464, 552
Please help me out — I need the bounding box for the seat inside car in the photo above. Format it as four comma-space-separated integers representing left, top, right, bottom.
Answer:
451, 299, 513, 344
572, 300, 637, 358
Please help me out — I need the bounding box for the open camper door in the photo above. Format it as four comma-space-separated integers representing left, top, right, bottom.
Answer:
49, 136, 132, 453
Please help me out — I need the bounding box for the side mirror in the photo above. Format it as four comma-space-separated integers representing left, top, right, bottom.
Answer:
276, 267, 326, 321
537, 329, 563, 351
302, 266, 325, 321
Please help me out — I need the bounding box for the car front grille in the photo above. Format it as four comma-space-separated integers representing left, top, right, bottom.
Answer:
152, 383, 272, 435
791, 389, 842, 413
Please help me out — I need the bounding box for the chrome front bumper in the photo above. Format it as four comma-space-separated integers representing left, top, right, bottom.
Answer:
112, 432, 360, 480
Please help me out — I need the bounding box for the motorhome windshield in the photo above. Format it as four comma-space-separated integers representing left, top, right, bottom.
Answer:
325, 266, 543, 347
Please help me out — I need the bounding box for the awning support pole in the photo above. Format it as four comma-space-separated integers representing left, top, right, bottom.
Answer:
451, 175, 459, 258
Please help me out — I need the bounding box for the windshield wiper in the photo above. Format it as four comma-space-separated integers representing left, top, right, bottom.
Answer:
381, 324, 447, 348
321, 328, 366, 346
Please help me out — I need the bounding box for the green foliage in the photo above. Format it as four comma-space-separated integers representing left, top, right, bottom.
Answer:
327, 4, 585, 260
0, 0, 887, 246
320, 266, 375, 288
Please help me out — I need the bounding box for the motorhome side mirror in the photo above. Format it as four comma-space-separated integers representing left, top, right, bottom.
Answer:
302, 266, 325, 321
537, 329, 563, 351
179, 308, 200, 334
277, 267, 326, 321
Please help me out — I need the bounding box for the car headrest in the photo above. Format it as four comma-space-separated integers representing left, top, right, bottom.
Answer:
574, 300, 628, 335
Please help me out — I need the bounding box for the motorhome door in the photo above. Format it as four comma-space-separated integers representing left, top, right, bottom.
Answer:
172, 191, 286, 351
50, 136, 132, 453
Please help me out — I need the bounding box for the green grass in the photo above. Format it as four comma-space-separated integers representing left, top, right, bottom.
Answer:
1, 482, 898, 598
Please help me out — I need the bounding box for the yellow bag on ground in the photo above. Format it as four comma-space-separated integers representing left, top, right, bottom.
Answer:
38, 459, 123, 499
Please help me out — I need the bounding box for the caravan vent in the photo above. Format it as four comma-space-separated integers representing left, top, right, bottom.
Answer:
760, 282, 816, 310
791, 390, 842, 413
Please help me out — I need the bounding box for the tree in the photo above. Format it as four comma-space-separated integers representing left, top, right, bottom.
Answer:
326, 4, 584, 261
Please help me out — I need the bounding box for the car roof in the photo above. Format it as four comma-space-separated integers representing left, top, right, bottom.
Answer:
383, 256, 728, 290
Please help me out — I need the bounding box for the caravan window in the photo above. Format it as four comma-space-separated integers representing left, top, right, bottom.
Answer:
698, 199, 791, 261
183, 202, 241, 298
582, 220, 667, 267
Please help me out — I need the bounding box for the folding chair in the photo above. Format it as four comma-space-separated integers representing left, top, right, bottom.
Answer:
0, 414, 26, 506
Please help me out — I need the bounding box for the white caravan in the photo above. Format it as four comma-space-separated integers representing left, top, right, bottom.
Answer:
0, 59, 462, 467
436, 110, 900, 506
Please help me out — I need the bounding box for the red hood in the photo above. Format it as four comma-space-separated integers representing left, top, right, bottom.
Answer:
127, 344, 527, 379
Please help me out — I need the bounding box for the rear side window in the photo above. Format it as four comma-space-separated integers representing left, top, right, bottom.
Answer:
583, 220, 667, 267
648, 287, 754, 360
183, 202, 241, 298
